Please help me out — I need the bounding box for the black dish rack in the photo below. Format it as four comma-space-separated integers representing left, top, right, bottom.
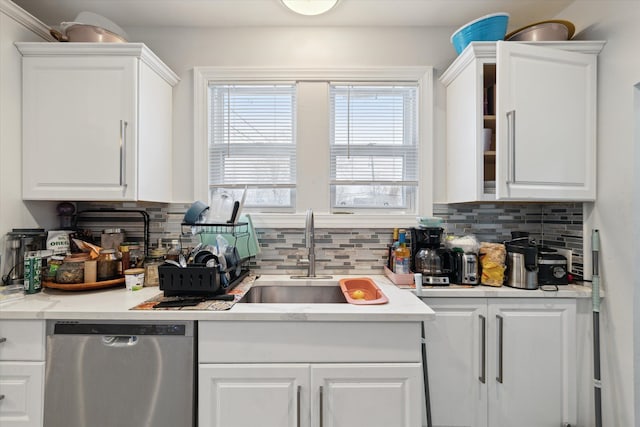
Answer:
159, 264, 249, 297
159, 221, 252, 297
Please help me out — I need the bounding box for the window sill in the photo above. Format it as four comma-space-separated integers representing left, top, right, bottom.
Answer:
248, 213, 419, 229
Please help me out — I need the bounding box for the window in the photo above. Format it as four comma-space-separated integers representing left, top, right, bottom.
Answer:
330, 84, 418, 212
208, 84, 296, 211
194, 67, 433, 227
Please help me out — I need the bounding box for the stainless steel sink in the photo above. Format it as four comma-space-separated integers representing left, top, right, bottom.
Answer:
238, 285, 347, 304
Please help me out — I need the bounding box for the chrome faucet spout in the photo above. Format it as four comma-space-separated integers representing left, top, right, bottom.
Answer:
291, 209, 331, 280
305, 209, 315, 277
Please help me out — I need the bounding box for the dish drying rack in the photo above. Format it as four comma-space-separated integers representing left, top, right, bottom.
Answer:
181, 222, 253, 262
161, 222, 253, 296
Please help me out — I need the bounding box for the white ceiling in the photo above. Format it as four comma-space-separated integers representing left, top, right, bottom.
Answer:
13, 0, 575, 31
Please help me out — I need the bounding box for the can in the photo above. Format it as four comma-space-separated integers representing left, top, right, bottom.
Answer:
23, 251, 42, 294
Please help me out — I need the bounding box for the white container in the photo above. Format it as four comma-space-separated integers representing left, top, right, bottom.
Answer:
124, 268, 145, 291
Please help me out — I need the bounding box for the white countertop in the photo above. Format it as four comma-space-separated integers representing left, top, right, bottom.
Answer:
0, 275, 594, 322
412, 283, 593, 298
0, 275, 434, 322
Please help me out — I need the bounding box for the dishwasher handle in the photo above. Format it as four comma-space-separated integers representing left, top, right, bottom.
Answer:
50, 322, 191, 337
102, 335, 139, 347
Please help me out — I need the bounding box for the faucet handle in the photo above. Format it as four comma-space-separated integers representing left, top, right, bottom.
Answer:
297, 257, 310, 266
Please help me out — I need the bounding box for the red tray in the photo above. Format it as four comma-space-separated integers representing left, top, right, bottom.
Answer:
339, 277, 388, 305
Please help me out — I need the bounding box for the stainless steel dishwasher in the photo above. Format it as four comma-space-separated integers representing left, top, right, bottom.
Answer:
44, 320, 195, 427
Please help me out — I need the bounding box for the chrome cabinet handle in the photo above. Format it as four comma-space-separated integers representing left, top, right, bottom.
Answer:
506, 110, 516, 184
479, 314, 486, 384
296, 385, 301, 427
496, 314, 504, 383
319, 385, 324, 427
119, 120, 128, 189
0, 337, 6, 344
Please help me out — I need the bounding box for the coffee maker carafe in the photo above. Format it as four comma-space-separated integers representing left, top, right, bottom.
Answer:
410, 227, 452, 285
2, 229, 47, 286
505, 231, 538, 289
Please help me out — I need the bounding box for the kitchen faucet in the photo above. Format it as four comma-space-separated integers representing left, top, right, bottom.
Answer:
291, 209, 332, 279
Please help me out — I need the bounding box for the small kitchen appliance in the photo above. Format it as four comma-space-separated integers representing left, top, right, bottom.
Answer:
2, 228, 47, 286
410, 227, 453, 285
452, 249, 480, 285
537, 247, 568, 285
504, 232, 538, 289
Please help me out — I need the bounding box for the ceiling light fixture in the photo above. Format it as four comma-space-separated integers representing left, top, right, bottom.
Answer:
281, 0, 339, 16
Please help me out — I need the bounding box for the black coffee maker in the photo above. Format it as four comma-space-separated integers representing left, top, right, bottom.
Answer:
410, 227, 453, 285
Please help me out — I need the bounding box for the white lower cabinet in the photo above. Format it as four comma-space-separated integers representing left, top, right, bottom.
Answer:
0, 320, 46, 427
199, 363, 422, 427
198, 320, 425, 427
425, 297, 576, 427
0, 362, 44, 427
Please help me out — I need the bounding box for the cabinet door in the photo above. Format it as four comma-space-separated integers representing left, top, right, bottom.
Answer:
0, 320, 45, 361
22, 55, 137, 200
0, 362, 44, 427
424, 298, 488, 427
487, 299, 576, 427
495, 42, 596, 200
311, 363, 422, 427
199, 364, 309, 427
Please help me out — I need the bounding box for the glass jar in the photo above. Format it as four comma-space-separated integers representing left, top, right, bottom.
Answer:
144, 248, 166, 287
55, 261, 84, 284
97, 249, 119, 281
128, 245, 144, 268
163, 239, 182, 262
47, 256, 65, 281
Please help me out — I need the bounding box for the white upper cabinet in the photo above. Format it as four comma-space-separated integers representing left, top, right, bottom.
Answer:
441, 41, 605, 202
16, 43, 179, 202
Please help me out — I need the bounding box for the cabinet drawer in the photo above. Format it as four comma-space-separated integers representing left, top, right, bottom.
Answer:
0, 321, 45, 361
0, 361, 45, 427
199, 321, 421, 363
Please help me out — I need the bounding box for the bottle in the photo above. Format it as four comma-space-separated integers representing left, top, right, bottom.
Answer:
394, 230, 411, 274
388, 228, 399, 271
119, 244, 130, 273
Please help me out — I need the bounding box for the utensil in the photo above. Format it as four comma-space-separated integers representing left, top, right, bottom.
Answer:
183, 200, 209, 224
450, 12, 510, 54
163, 260, 182, 268
74, 11, 129, 40
52, 23, 127, 43
228, 201, 240, 224
505, 20, 575, 42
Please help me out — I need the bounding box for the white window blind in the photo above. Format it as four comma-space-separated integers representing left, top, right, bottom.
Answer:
209, 84, 296, 209
330, 84, 418, 211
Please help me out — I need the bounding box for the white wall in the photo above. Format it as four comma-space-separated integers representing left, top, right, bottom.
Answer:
124, 25, 456, 203
556, 1, 640, 426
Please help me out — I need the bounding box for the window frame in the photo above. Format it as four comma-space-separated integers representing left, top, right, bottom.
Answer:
194, 67, 433, 228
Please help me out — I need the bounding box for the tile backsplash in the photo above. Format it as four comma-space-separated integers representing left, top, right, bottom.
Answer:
77, 202, 584, 277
